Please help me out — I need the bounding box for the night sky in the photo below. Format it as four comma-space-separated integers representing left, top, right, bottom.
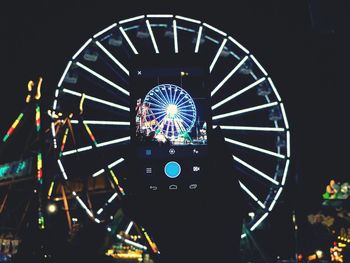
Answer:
0, 0, 345, 260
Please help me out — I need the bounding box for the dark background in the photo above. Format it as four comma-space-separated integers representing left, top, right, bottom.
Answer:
0, 0, 346, 260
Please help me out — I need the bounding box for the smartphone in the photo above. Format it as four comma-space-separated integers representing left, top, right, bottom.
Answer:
129, 54, 211, 193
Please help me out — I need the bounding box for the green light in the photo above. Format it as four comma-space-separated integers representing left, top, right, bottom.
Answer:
15, 161, 27, 174
2, 134, 9, 142
0, 165, 11, 177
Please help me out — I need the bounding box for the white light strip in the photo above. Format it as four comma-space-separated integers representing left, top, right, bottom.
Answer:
94, 218, 101, 223
58, 61, 73, 87
268, 187, 283, 212
173, 20, 178, 53
275, 187, 283, 201
125, 221, 134, 234
279, 103, 289, 129
228, 36, 249, 54
250, 212, 269, 231
57, 159, 68, 180
62, 145, 92, 156
194, 26, 203, 53
76, 196, 94, 218
119, 15, 145, 24
70, 120, 130, 126
281, 159, 290, 185
147, 14, 173, 18
97, 208, 104, 215
93, 23, 117, 38
119, 27, 139, 54
72, 39, 92, 60
76, 62, 129, 96
92, 169, 105, 177
212, 77, 265, 110
95, 41, 129, 76
250, 55, 268, 76
62, 88, 130, 112
214, 125, 284, 132
286, 131, 290, 158
63, 137, 130, 156
203, 22, 227, 36
108, 158, 125, 169
55, 89, 59, 98
241, 233, 247, 238
175, 15, 201, 24
239, 181, 258, 201
257, 201, 266, 209
146, 20, 159, 54
62, 88, 80, 97
209, 39, 227, 73
213, 101, 278, 120
51, 122, 56, 138
267, 77, 281, 102
211, 56, 249, 96
53, 99, 58, 111
268, 199, 277, 212
77, 146, 93, 152
232, 154, 279, 185
108, 192, 118, 203
96, 136, 130, 148
117, 235, 147, 250
226, 137, 285, 159
62, 149, 78, 156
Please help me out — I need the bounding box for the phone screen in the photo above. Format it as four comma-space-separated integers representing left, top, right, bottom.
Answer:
129, 54, 211, 192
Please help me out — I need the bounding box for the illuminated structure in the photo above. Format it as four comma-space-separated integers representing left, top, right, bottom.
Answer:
50, 14, 291, 242
140, 84, 197, 142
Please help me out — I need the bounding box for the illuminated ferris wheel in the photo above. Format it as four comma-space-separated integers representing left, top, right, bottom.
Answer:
50, 14, 291, 240
144, 84, 196, 140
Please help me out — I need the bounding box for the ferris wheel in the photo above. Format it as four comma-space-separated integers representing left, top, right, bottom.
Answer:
50, 14, 291, 240
143, 84, 197, 140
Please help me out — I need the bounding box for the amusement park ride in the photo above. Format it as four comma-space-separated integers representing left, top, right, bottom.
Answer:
0, 14, 293, 262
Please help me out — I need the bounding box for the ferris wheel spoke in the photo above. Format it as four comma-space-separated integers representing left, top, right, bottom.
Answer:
75, 62, 129, 96
211, 56, 249, 97
62, 88, 130, 112
225, 137, 285, 159
62, 136, 130, 156
92, 157, 125, 178
212, 102, 278, 120
213, 125, 284, 132
195, 26, 203, 53
162, 86, 172, 104
178, 111, 194, 119
239, 181, 266, 209
171, 121, 175, 137
119, 26, 139, 55
173, 93, 187, 107
212, 77, 266, 110
150, 93, 168, 108
95, 41, 130, 76
177, 98, 193, 108
147, 96, 167, 108
232, 154, 279, 185
70, 120, 130, 126
154, 88, 170, 106
176, 111, 193, 123
146, 20, 160, 54
147, 111, 166, 119
171, 88, 179, 104
209, 38, 227, 73
165, 119, 171, 137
